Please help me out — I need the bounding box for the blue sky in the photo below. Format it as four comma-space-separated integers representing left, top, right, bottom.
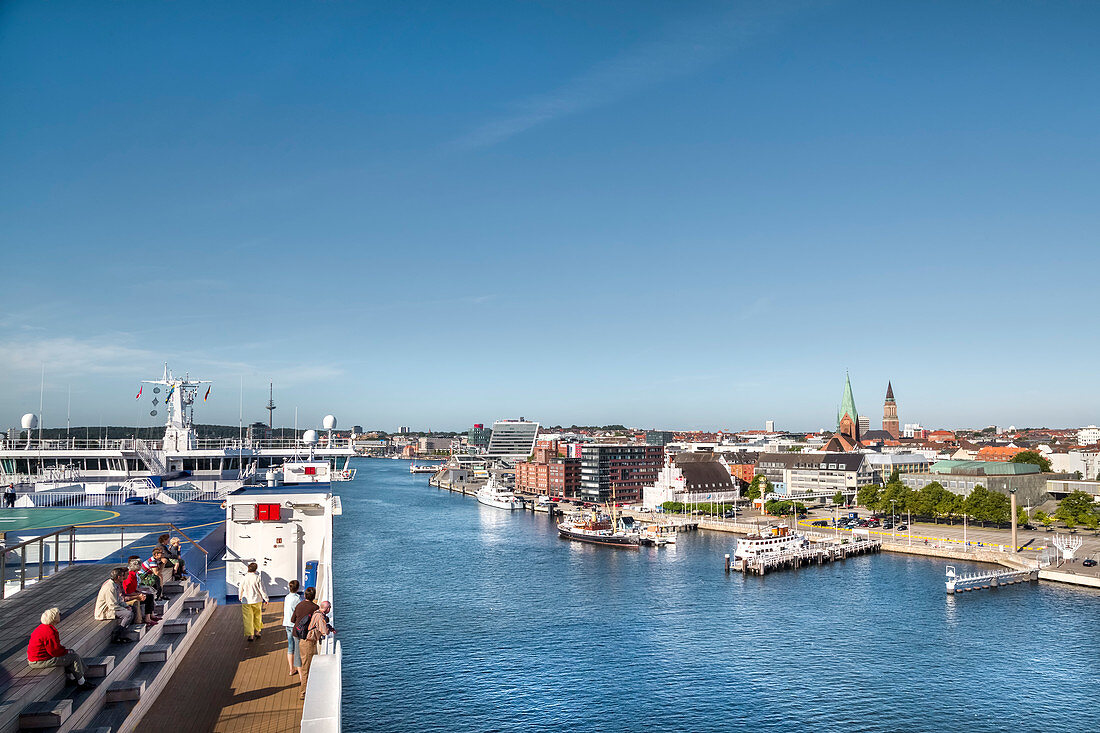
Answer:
1, 0, 1098, 433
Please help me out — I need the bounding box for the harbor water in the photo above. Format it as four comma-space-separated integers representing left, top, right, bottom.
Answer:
337, 460, 1100, 732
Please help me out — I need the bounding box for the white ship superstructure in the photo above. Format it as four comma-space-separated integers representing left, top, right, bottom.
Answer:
0, 365, 355, 491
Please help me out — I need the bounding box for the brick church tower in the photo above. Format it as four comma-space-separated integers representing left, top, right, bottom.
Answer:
883, 381, 899, 439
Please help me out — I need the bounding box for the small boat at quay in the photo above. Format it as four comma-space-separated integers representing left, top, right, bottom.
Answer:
638, 522, 677, 547
410, 462, 441, 474
475, 475, 523, 510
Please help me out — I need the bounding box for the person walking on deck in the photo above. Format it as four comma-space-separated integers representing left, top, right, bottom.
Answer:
282, 580, 302, 676
27, 607, 95, 691
297, 600, 335, 699
239, 562, 268, 641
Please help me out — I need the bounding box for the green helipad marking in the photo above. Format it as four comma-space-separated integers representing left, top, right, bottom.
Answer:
0, 508, 119, 532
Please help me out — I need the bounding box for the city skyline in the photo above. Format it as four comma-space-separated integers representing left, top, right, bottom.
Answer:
3, 1, 1100, 429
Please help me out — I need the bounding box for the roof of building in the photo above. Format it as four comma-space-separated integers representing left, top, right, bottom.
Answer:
674, 454, 735, 490
823, 432, 861, 452
715, 450, 758, 465
885, 381, 894, 400
757, 452, 865, 471
975, 446, 1027, 460
927, 460, 1039, 476
862, 430, 895, 442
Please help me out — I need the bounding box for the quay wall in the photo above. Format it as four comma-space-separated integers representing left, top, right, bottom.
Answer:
1039, 569, 1100, 589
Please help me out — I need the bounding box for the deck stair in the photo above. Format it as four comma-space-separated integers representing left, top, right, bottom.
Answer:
57, 587, 216, 733
0, 566, 217, 733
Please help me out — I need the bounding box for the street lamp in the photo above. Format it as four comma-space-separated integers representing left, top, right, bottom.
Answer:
890, 500, 897, 541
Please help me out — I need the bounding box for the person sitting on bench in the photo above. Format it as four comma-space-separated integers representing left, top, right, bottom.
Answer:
27, 607, 95, 691
153, 535, 177, 586
164, 536, 187, 580
124, 556, 158, 625
140, 549, 167, 600
95, 567, 135, 643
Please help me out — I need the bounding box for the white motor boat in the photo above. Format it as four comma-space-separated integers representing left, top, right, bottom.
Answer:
475, 475, 523, 510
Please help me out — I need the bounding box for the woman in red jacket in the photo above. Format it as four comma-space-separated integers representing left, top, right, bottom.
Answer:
27, 607, 95, 691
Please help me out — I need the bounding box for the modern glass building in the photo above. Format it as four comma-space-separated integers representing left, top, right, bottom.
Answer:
484, 419, 540, 459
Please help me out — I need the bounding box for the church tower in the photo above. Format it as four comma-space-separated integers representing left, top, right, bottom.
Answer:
883, 381, 899, 439
837, 373, 860, 444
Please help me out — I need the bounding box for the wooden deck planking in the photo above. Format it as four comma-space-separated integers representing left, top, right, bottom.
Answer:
0, 564, 110, 661
136, 603, 304, 733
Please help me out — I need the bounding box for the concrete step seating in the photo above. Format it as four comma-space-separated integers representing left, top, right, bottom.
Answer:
0, 572, 216, 733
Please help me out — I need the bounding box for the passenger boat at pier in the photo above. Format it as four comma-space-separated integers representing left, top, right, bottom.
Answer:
410, 462, 441, 474
475, 475, 523, 510
733, 524, 807, 561
557, 509, 640, 548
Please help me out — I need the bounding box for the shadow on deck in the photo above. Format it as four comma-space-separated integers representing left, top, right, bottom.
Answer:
136, 604, 304, 733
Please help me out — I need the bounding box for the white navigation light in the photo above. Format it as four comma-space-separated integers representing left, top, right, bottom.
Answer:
322, 414, 337, 430
21, 413, 38, 430
303, 429, 319, 445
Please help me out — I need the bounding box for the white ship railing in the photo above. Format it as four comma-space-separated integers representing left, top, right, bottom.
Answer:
0, 436, 357, 452
301, 504, 340, 732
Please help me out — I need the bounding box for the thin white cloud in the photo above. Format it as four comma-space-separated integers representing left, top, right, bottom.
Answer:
453, 1, 815, 150
0, 335, 343, 389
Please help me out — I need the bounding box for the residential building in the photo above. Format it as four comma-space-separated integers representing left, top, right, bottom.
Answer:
645, 431, 675, 446
858, 416, 870, 436
1077, 425, 1100, 445
765, 420, 775, 432
515, 454, 581, 498
903, 423, 927, 439
717, 451, 757, 487
484, 419, 540, 460
579, 444, 664, 504
468, 423, 491, 449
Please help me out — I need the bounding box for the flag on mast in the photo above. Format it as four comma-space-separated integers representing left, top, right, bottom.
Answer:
135, 386, 143, 400
204, 386, 211, 402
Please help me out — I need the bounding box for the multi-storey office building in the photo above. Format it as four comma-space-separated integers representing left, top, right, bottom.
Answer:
484, 419, 540, 460
579, 444, 663, 504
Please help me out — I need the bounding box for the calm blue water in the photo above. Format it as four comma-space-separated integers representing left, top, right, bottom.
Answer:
337, 460, 1100, 733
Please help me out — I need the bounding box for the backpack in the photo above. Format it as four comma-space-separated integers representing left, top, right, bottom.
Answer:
293, 611, 312, 640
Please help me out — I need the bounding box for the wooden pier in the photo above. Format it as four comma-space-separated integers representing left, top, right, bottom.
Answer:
726, 538, 882, 575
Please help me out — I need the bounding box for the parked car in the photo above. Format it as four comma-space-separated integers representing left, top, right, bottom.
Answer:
1083, 558, 1097, 567
811, 520, 829, 527
896, 524, 907, 531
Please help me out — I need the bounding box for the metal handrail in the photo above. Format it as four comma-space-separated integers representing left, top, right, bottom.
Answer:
1, 521, 213, 599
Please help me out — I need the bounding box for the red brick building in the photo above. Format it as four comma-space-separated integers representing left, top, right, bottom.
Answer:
515, 454, 581, 497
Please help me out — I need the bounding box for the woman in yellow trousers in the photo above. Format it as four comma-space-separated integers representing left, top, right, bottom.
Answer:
238, 562, 269, 641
